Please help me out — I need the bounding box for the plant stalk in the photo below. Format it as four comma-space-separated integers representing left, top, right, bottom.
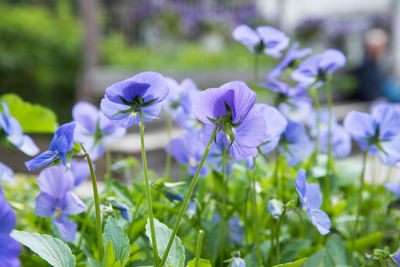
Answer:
275, 208, 286, 265
165, 110, 172, 178
195, 230, 205, 267
324, 75, 333, 209
251, 163, 262, 267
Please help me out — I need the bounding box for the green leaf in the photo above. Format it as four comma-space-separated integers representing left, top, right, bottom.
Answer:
186, 258, 212, 267
101, 242, 120, 267
103, 217, 130, 267
345, 231, 383, 252
10, 230, 75, 267
145, 218, 185, 267
87, 258, 100, 267
0, 93, 58, 133
273, 257, 308, 267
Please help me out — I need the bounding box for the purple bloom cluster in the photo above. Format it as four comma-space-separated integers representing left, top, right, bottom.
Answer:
344, 104, 400, 165
193, 81, 267, 160
35, 165, 86, 242
25, 122, 76, 171
232, 24, 289, 57
295, 169, 331, 235
101, 72, 169, 128
0, 102, 39, 156
0, 185, 20, 267
73, 101, 126, 161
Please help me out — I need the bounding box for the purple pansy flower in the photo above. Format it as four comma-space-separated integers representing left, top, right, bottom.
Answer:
309, 109, 352, 158
73, 101, 126, 161
100, 71, 169, 128
255, 104, 287, 154
260, 78, 306, 100
25, 122, 76, 171
0, 162, 14, 183
0, 102, 39, 156
279, 119, 314, 166
384, 183, 400, 197
165, 132, 209, 177
35, 165, 86, 242
193, 81, 267, 160
0, 185, 21, 267
291, 49, 346, 87
232, 24, 289, 57
344, 104, 400, 165
295, 169, 331, 235
70, 159, 92, 187
269, 42, 313, 78
228, 215, 244, 245
279, 98, 313, 124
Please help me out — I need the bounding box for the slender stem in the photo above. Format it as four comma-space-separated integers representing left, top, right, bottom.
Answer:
159, 126, 218, 267
195, 230, 205, 267
251, 164, 262, 267
274, 153, 281, 198
269, 219, 275, 266
219, 147, 227, 266
324, 75, 333, 209
165, 110, 172, 178
82, 146, 103, 260
350, 148, 369, 264
139, 111, 159, 265
75, 201, 94, 254
105, 149, 111, 188
310, 87, 320, 154
275, 208, 286, 265
254, 53, 259, 90
243, 185, 251, 245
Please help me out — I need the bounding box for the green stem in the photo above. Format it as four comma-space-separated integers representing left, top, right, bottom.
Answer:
219, 147, 227, 266
324, 76, 333, 209
139, 111, 159, 265
165, 110, 172, 178
159, 126, 218, 267
350, 148, 369, 264
269, 219, 275, 266
75, 201, 94, 254
195, 230, 205, 267
251, 164, 262, 267
275, 208, 286, 265
82, 146, 103, 260
254, 53, 259, 90
310, 87, 320, 156
105, 149, 111, 188
274, 153, 281, 198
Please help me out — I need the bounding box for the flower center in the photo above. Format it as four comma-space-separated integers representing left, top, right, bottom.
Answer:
56, 208, 61, 218
189, 157, 197, 167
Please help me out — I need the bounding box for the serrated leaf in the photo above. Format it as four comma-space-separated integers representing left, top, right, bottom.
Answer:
103, 217, 130, 267
11, 230, 75, 267
0, 93, 58, 133
145, 218, 185, 267
101, 242, 116, 267
273, 257, 308, 267
186, 258, 212, 267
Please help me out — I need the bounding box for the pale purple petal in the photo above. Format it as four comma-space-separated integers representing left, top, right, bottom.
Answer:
233, 109, 267, 148
128, 71, 169, 103
232, 24, 261, 52
70, 159, 92, 186
38, 165, 74, 198
19, 135, 39, 156
62, 191, 87, 215
319, 49, 346, 74
385, 183, 400, 197
24, 150, 59, 171
0, 186, 15, 234
343, 111, 375, 140
0, 234, 21, 267
295, 169, 307, 200
306, 209, 331, 235
0, 162, 14, 183
100, 96, 131, 121
305, 183, 323, 210
53, 216, 77, 242
256, 26, 289, 57
35, 192, 56, 217
72, 101, 99, 133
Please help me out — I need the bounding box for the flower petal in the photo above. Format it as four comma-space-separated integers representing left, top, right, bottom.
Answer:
24, 150, 59, 171
233, 108, 267, 148
35, 192, 56, 217
62, 191, 87, 215
307, 209, 331, 235
0, 234, 21, 267
53, 216, 77, 242
232, 24, 261, 52
37, 165, 74, 198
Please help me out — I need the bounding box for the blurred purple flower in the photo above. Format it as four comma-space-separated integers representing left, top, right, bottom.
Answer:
73, 101, 126, 161
0, 162, 14, 183
0, 102, 39, 156
385, 183, 400, 197
269, 42, 312, 78
228, 215, 244, 245
165, 132, 209, 177
187, 201, 197, 218
393, 247, 400, 265
260, 78, 306, 101
279, 120, 314, 166
344, 104, 400, 165
193, 81, 267, 160
255, 104, 287, 154
112, 201, 131, 222
0, 185, 21, 267
25, 122, 76, 171
279, 98, 313, 124
35, 165, 87, 242
70, 159, 92, 187
165, 188, 184, 202
101, 71, 169, 128
309, 109, 352, 158
268, 199, 283, 219
295, 169, 331, 235
291, 49, 346, 87
232, 24, 289, 57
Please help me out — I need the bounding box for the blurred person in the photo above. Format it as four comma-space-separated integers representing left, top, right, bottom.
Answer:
354, 28, 400, 101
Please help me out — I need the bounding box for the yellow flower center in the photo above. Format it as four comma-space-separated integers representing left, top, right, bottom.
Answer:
56, 208, 61, 218
226, 133, 231, 142
131, 111, 137, 116
189, 157, 197, 167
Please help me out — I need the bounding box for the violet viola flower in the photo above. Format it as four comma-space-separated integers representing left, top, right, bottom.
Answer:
255, 104, 287, 154
35, 165, 86, 242
269, 42, 313, 78
279, 119, 314, 166
385, 182, 400, 197
73, 101, 126, 161
24, 122, 76, 171
0, 185, 21, 267
291, 49, 346, 87
0, 162, 14, 183
70, 159, 92, 187
309, 109, 352, 158
0, 102, 39, 156
100, 71, 169, 128
344, 104, 400, 165
295, 169, 331, 235
260, 78, 306, 104
193, 81, 267, 160
232, 24, 289, 57
165, 132, 209, 177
